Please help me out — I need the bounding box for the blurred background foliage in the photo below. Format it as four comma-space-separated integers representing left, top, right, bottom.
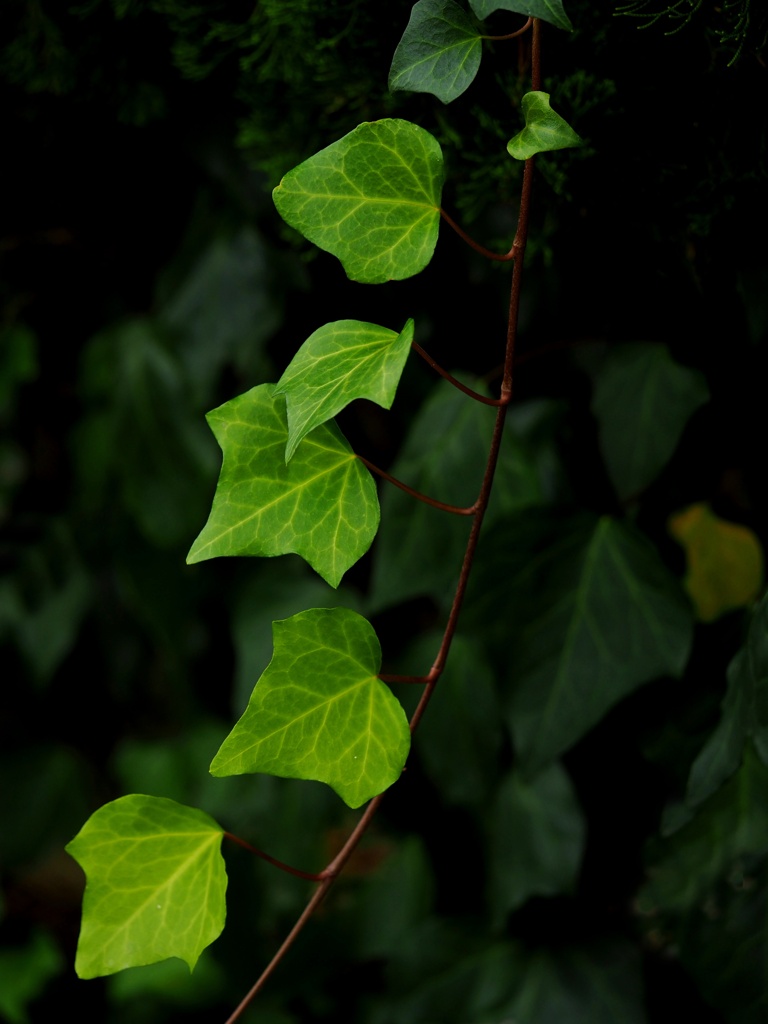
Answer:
2, 0, 768, 1020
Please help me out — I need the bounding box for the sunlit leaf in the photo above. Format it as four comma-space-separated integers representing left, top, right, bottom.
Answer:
669, 503, 763, 622
66, 795, 226, 979
187, 384, 379, 587
389, 0, 483, 104
210, 608, 410, 809
469, 0, 573, 31
591, 344, 709, 501
273, 119, 445, 283
275, 319, 414, 462
684, 592, 768, 809
488, 763, 586, 920
507, 91, 582, 160
466, 513, 693, 775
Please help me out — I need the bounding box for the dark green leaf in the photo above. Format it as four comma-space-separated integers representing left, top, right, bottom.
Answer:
389, 0, 483, 104
210, 608, 410, 809
685, 592, 768, 809
66, 795, 227, 979
0, 932, 63, 1024
470, 0, 573, 30
275, 318, 414, 462
507, 91, 582, 160
187, 384, 379, 588
488, 762, 586, 920
408, 632, 504, 807
467, 513, 693, 774
591, 343, 709, 501
273, 119, 445, 283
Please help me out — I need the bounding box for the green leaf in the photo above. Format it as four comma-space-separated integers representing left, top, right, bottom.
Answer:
466, 513, 693, 774
275, 318, 414, 462
187, 384, 379, 587
0, 931, 63, 1024
389, 0, 483, 104
469, 0, 573, 32
273, 119, 445, 284
684, 592, 768, 809
507, 91, 582, 160
488, 763, 586, 921
591, 343, 709, 501
66, 795, 226, 979
210, 608, 410, 809
368, 382, 551, 613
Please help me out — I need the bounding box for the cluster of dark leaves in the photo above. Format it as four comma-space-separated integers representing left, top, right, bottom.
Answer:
2, 0, 768, 1022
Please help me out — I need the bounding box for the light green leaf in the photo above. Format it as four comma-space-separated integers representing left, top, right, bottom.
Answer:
488, 763, 586, 921
66, 795, 226, 979
210, 608, 410, 809
466, 513, 693, 775
187, 384, 379, 588
389, 0, 483, 104
275, 319, 414, 462
369, 382, 551, 613
591, 343, 709, 501
507, 91, 582, 160
684, 592, 768, 810
469, 0, 573, 32
0, 931, 63, 1024
273, 119, 445, 284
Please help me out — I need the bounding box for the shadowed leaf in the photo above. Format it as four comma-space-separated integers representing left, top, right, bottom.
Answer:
469, 0, 573, 30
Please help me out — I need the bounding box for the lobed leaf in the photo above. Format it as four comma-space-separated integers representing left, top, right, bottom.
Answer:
210, 608, 411, 809
273, 119, 445, 283
470, 0, 572, 31
466, 513, 693, 775
507, 91, 582, 160
186, 384, 379, 588
66, 795, 226, 979
389, 0, 483, 104
275, 319, 414, 463
591, 343, 709, 501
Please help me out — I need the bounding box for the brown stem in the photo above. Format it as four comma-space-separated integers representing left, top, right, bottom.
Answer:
482, 16, 533, 41
358, 455, 477, 516
224, 832, 324, 882
439, 206, 517, 261
223, 21, 541, 1022
412, 342, 505, 406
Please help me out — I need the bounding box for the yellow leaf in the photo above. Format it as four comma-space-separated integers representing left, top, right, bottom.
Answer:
668, 503, 764, 622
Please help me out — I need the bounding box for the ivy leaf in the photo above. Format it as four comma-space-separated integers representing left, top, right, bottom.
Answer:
669, 503, 763, 622
684, 592, 768, 810
466, 513, 693, 775
273, 119, 445, 284
507, 92, 582, 160
186, 384, 379, 588
275, 319, 414, 463
389, 0, 483, 104
66, 795, 226, 979
591, 343, 709, 501
469, 0, 573, 32
210, 608, 410, 809
488, 763, 586, 921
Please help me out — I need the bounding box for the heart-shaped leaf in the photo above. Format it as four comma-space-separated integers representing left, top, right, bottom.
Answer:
275, 319, 414, 462
210, 608, 411, 809
389, 0, 483, 104
469, 0, 573, 32
273, 119, 445, 283
507, 91, 581, 160
66, 795, 226, 978
187, 384, 379, 587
